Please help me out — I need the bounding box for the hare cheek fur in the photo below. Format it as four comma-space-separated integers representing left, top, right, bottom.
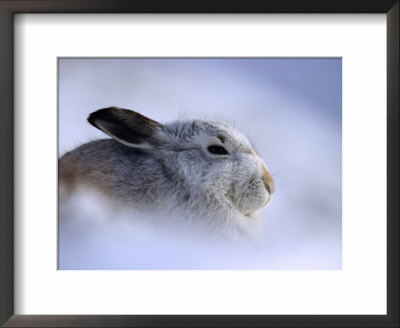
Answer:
229, 155, 270, 215
59, 107, 274, 239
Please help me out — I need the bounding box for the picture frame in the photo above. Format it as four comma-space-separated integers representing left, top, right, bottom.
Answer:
0, 0, 398, 327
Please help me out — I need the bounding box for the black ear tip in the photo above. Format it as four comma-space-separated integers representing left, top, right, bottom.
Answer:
87, 111, 102, 127
87, 107, 119, 126
87, 112, 95, 125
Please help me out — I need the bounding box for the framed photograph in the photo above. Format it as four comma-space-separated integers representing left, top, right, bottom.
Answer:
0, 1, 398, 327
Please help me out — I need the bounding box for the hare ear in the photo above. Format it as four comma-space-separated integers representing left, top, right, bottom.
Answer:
88, 107, 163, 149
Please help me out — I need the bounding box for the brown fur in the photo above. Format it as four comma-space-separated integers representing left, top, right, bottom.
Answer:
262, 164, 275, 194
59, 153, 113, 198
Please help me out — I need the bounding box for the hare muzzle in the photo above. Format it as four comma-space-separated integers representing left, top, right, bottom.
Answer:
261, 164, 274, 202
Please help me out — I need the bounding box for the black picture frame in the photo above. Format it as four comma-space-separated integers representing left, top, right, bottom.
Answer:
0, 1, 398, 327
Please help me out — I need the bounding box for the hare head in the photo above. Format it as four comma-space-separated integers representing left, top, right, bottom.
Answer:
87, 107, 274, 218
60, 106, 274, 239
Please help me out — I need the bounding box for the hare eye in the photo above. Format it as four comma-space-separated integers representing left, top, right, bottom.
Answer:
208, 145, 228, 155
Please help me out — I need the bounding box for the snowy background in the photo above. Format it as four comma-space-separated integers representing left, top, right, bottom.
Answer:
58, 58, 342, 270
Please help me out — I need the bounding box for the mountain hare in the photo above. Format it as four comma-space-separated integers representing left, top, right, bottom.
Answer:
59, 107, 274, 239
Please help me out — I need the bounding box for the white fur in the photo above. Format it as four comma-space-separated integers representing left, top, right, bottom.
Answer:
59, 107, 274, 240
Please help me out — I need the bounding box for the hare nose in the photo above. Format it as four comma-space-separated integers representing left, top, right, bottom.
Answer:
261, 165, 275, 195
